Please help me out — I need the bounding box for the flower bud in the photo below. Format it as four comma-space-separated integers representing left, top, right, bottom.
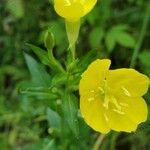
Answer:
44, 30, 55, 50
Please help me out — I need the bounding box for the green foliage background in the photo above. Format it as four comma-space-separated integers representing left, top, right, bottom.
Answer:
0, 0, 150, 149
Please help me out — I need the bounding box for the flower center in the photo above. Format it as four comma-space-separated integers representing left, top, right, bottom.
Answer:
98, 80, 125, 114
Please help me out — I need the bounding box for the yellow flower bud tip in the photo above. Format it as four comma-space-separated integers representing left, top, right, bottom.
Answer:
54, 0, 97, 22
79, 59, 149, 133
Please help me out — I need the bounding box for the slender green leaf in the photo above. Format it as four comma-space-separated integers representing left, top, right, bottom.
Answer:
46, 108, 61, 128
6, 0, 24, 18
105, 24, 135, 51
105, 31, 116, 52
26, 44, 50, 66
116, 32, 135, 48
44, 139, 56, 150
63, 93, 79, 136
89, 27, 104, 49
139, 50, 150, 67
24, 53, 51, 87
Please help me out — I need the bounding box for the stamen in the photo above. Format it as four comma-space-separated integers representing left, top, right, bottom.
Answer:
88, 97, 94, 102
104, 113, 109, 122
103, 96, 109, 109
120, 102, 129, 107
111, 96, 121, 110
98, 86, 104, 94
121, 87, 131, 97
113, 109, 125, 115
64, 0, 71, 6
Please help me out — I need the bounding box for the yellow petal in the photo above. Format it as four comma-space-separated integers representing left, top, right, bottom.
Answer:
79, 59, 111, 96
118, 96, 148, 124
54, 0, 84, 22
105, 106, 138, 132
80, 95, 110, 133
83, 0, 97, 15
107, 69, 149, 97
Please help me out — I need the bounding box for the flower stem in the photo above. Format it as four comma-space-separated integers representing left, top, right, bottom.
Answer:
65, 20, 80, 61
70, 43, 76, 61
130, 3, 150, 68
92, 134, 105, 150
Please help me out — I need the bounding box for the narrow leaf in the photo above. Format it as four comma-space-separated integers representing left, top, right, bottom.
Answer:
105, 31, 116, 52
46, 108, 61, 128
24, 53, 51, 87
26, 44, 50, 66
116, 32, 135, 48
63, 93, 79, 136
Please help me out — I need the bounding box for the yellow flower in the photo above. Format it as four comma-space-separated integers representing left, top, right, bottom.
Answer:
54, 0, 97, 55
79, 59, 149, 133
54, 0, 97, 22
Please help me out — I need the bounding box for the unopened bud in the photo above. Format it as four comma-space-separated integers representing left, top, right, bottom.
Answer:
44, 30, 55, 50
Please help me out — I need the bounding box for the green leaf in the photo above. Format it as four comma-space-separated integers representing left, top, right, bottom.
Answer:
21, 138, 56, 150
44, 139, 56, 150
51, 73, 67, 87
139, 50, 150, 67
111, 24, 128, 32
105, 24, 135, 52
63, 93, 79, 137
49, 21, 67, 52
46, 108, 61, 128
116, 32, 136, 48
89, 27, 104, 49
78, 49, 97, 70
85, 7, 99, 25
106, 25, 127, 51
26, 44, 50, 66
24, 53, 51, 87
6, 0, 24, 18
26, 44, 65, 74
105, 31, 116, 52
19, 85, 58, 99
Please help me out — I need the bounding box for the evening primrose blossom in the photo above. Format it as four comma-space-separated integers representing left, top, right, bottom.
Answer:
79, 59, 149, 133
54, 0, 97, 57
54, 0, 97, 22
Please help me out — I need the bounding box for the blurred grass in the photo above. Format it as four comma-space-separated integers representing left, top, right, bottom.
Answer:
0, 0, 150, 149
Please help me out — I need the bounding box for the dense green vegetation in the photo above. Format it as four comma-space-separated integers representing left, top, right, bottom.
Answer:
0, 0, 150, 149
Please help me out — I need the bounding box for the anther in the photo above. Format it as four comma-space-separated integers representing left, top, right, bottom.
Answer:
104, 113, 109, 122
120, 102, 129, 107
88, 97, 94, 102
98, 86, 104, 94
113, 109, 125, 115
121, 87, 131, 97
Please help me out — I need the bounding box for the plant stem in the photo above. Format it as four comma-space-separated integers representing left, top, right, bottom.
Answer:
65, 20, 80, 61
110, 132, 120, 150
92, 134, 105, 150
130, 3, 150, 68
70, 44, 76, 61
